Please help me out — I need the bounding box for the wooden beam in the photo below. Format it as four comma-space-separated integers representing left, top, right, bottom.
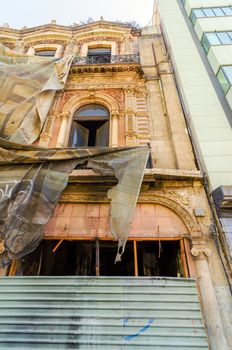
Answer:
184, 238, 196, 278
180, 239, 189, 278
8, 260, 19, 276
96, 238, 100, 276
44, 236, 182, 241
133, 240, 138, 277
52, 239, 64, 253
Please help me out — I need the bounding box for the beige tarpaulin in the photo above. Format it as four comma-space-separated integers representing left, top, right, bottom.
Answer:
0, 43, 149, 266
0, 138, 149, 265
0, 44, 73, 144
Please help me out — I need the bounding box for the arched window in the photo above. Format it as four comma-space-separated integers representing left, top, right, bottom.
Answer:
68, 104, 109, 147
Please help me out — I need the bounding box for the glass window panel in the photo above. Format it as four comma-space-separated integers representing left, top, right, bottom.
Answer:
223, 66, 232, 84
203, 8, 215, 16
206, 33, 221, 45
202, 35, 210, 53
35, 50, 56, 56
190, 11, 197, 24
76, 104, 109, 118
191, 9, 205, 24
217, 68, 230, 93
228, 32, 232, 40
222, 7, 232, 15
213, 8, 224, 16
217, 32, 232, 44
88, 48, 111, 56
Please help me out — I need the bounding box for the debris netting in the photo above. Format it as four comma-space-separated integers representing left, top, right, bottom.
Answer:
0, 43, 73, 144
0, 138, 149, 265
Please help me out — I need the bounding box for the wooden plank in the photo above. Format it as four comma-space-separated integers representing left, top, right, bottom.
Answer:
180, 239, 189, 278
133, 240, 138, 277
96, 238, 100, 276
184, 238, 196, 278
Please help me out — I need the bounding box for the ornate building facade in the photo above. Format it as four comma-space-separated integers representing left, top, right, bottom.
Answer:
0, 17, 231, 349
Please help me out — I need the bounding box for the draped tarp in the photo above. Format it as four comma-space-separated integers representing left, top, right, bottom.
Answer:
0, 138, 149, 265
0, 44, 73, 144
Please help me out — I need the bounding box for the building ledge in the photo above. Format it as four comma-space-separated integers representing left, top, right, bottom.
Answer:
69, 168, 203, 183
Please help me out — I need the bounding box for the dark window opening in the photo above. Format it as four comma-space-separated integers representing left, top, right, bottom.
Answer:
87, 47, 111, 64
16, 239, 185, 278
137, 241, 181, 277
99, 241, 134, 276
70, 120, 108, 147
69, 104, 109, 147
35, 50, 56, 57
20, 240, 96, 276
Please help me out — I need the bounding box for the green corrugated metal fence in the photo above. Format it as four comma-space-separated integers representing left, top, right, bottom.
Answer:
0, 277, 208, 349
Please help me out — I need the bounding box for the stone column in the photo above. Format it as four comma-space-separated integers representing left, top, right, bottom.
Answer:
56, 111, 71, 148
111, 111, 119, 147
191, 246, 229, 350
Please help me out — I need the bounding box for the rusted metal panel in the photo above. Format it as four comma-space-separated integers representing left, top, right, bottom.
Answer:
0, 277, 209, 349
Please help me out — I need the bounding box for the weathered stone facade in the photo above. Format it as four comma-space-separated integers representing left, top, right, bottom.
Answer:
0, 18, 231, 348
0, 20, 215, 281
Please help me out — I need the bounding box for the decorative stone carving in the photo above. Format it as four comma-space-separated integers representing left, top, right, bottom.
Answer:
161, 190, 190, 206
56, 111, 71, 148
14, 39, 24, 53
39, 112, 57, 147
191, 247, 212, 257
59, 188, 200, 236
62, 91, 119, 115
1, 42, 14, 50
127, 115, 134, 133
64, 36, 77, 56
134, 86, 147, 98
77, 36, 122, 47
24, 40, 66, 52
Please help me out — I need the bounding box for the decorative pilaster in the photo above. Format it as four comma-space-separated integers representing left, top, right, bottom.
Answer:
64, 36, 77, 56
125, 114, 138, 146
111, 111, 119, 147
124, 87, 138, 146
39, 113, 56, 147
56, 111, 71, 148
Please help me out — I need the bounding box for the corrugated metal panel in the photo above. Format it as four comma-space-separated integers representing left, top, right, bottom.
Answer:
0, 277, 208, 349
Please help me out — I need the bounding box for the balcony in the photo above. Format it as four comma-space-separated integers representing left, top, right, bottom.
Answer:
73, 54, 140, 65
71, 54, 141, 73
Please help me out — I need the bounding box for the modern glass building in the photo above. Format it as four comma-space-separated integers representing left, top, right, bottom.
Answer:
154, 1, 232, 348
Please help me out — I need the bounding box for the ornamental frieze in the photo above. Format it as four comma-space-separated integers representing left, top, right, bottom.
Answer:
59, 188, 200, 235
24, 39, 66, 51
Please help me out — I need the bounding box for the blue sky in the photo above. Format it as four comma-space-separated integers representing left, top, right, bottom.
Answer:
0, 0, 154, 29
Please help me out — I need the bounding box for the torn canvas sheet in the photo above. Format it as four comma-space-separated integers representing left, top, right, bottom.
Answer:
0, 138, 149, 265
0, 44, 73, 144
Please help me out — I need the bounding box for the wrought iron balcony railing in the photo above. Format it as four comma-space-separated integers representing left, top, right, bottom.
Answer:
72, 54, 140, 65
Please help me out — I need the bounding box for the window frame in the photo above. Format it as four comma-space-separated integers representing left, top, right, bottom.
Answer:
217, 66, 232, 94
68, 104, 110, 147
9, 237, 191, 278
190, 6, 232, 25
